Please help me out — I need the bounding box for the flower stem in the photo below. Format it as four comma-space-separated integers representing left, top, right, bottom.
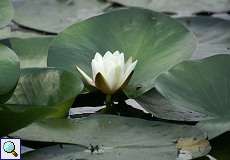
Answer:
105, 94, 112, 108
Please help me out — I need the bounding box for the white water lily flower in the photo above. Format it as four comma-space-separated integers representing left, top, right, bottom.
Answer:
76, 51, 137, 94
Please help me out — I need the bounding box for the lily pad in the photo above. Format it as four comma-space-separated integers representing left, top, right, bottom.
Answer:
0, 26, 48, 40
0, 43, 20, 103
155, 54, 230, 137
23, 144, 176, 160
0, 104, 55, 136
197, 117, 230, 139
135, 88, 207, 121
178, 17, 230, 59
12, 0, 110, 33
108, 0, 230, 16
6, 68, 84, 118
11, 115, 209, 159
48, 8, 196, 98
10, 37, 54, 68
0, 0, 13, 28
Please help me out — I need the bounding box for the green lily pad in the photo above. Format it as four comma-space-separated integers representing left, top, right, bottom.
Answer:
0, 104, 55, 136
23, 144, 176, 160
48, 8, 196, 98
135, 89, 207, 121
6, 68, 84, 118
0, 43, 20, 103
197, 118, 230, 139
178, 17, 230, 59
0, 0, 13, 28
12, 0, 110, 33
108, 0, 230, 16
10, 37, 54, 68
0, 26, 48, 40
11, 115, 210, 159
155, 54, 230, 138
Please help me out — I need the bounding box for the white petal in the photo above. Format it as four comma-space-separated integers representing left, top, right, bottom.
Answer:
108, 65, 122, 90
92, 52, 105, 80
103, 51, 113, 61
92, 59, 104, 80
94, 52, 103, 61
90, 51, 137, 94
76, 65, 95, 86
125, 57, 133, 70
103, 60, 117, 89
120, 59, 137, 86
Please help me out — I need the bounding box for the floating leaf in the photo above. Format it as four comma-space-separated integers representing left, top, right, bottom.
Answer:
0, 43, 20, 103
0, 0, 13, 28
12, 115, 209, 159
12, 0, 110, 33
108, 0, 230, 16
155, 54, 230, 138
6, 68, 84, 118
178, 17, 230, 59
23, 144, 176, 160
48, 8, 196, 98
135, 89, 207, 121
0, 104, 55, 136
0, 25, 48, 40
197, 118, 230, 139
10, 37, 54, 68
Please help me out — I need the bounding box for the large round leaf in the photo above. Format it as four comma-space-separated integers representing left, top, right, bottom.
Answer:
0, 104, 55, 136
178, 17, 230, 59
0, 43, 20, 103
23, 144, 176, 160
12, 0, 110, 33
155, 54, 230, 137
135, 88, 207, 121
48, 8, 196, 98
10, 37, 54, 68
108, 0, 230, 16
155, 54, 230, 118
0, 0, 13, 28
6, 68, 84, 118
11, 115, 210, 159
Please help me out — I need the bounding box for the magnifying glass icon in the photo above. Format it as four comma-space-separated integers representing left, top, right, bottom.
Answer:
3, 141, 18, 157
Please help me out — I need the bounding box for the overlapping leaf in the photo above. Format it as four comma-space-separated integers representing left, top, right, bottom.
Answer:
0, 0, 13, 28
6, 68, 84, 118
155, 54, 230, 138
135, 89, 207, 121
11, 115, 209, 159
12, 0, 110, 33
108, 0, 230, 16
178, 17, 230, 59
10, 37, 54, 68
48, 8, 196, 98
0, 43, 20, 103
0, 104, 55, 136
